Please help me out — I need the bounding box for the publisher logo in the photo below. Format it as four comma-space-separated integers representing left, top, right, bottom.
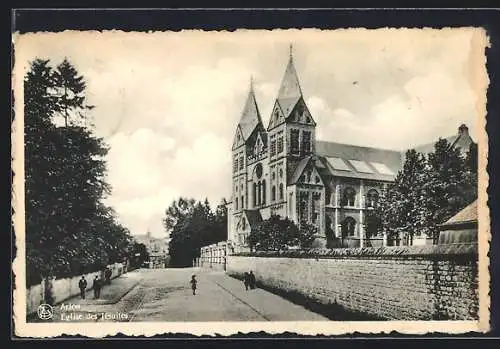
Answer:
37, 304, 53, 320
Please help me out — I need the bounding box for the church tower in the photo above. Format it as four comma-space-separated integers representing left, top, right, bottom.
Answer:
267, 45, 317, 219
229, 79, 267, 245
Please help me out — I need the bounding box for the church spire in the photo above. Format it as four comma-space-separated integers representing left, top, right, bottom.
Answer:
276, 43, 303, 114
237, 77, 262, 141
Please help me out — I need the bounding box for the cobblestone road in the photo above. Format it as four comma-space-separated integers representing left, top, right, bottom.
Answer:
35, 268, 327, 322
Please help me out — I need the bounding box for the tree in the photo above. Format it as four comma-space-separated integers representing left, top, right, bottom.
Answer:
375, 149, 427, 242
248, 215, 301, 252
421, 138, 477, 239
128, 242, 150, 270
53, 58, 93, 127
298, 221, 317, 249
24, 58, 132, 286
165, 197, 228, 267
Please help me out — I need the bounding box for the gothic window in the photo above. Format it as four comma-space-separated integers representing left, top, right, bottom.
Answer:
279, 183, 284, 200
272, 186, 276, 201
342, 187, 356, 207
312, 192, 321, 225
302, 131, 311, 154
239, 157, 244, 170
235, 197, 239, 210
257, 182, 262, 206
262, 180, 267, 204
367, 189, 379, 208
233, 158, 238, 173
299, 192, 309, 223
270, 140, 277, 157
279, 168, 283, 178
253, 183, 257, 207
255, 163, 263, 179
277, 137, 284, 153
341, 217, 356, 238
272, 171, 276, 180
290, 129, 300, 154
241, 195, 244, 209
274, 109, 280, 123
289, 192, 293, 213
315, 175, 321, 184
242, 217, 246, 230
306, 171, 312, 183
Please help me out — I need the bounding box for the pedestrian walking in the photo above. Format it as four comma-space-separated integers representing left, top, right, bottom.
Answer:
93, 275, 102, 299
78, 276, 87, 299
190, 275, 197, 295
243, 272, 250, 291
249, 271, 256, 290
105, 268, 112, 285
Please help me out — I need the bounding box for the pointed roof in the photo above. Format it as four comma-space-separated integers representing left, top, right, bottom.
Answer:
237, 79, 263, 141
276, 46, 303, 117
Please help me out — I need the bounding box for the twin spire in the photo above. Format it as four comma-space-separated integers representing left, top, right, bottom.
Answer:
236, 44, 304, 141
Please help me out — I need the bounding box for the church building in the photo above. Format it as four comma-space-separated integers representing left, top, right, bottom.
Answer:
226, 48, 475, 252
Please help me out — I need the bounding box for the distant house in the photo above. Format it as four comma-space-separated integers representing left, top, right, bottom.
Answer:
438, 200, 478, 244
134, 232, 169, 268
412, 124, 475, 157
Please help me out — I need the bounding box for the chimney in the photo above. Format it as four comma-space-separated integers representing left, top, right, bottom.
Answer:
458, 124, 469, 137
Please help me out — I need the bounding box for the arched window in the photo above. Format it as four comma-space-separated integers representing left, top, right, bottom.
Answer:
341, 217, 356, 238
367, 189, 379, 208
279, 183, 284, 200
342, 187, 356, 207
235, 197, 238, 210
262, 180, 266, 204
271, 186, 276, 201
253, 183, 257, 207
257, 182, 261, 206
241, 195, 244, 209
289, 192, 293, 214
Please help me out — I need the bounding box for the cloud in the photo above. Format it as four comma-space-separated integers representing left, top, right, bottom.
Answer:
16, 29, 482, 238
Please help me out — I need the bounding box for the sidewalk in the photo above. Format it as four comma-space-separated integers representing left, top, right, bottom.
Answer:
72, 271, 142, 306
28, 270, 142, 322
206, 271, 328, 321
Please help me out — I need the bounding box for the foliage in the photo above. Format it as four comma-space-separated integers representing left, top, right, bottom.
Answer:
128, 242, 150, 270
24, 58, 132, 286
374, 139, 477, 241
165, 198, 227, 267
248, 215, 316, 252
420, 138, 478, 239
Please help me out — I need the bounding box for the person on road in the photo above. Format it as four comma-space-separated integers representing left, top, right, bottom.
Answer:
105, 268, 112, 285
243, 272, 250, 291
78, 276, 87, 299
190, 275, 197, 296
249, 271, 256, 290
93, 275, 102, 299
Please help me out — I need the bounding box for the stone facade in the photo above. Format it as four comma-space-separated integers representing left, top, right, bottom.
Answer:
226, 49, 475, 253
226, 245, 478, 320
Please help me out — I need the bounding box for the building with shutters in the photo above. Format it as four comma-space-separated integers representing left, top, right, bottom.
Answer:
226, 47, 475, 252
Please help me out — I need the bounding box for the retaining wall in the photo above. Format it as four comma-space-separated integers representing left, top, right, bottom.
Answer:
226, 245, 478, 320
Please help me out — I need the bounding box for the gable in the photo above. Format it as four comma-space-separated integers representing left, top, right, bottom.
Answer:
232, 126, 245, 150
267, 101, 286, 130
287, 98, 316, 126
289, 156, 325, 186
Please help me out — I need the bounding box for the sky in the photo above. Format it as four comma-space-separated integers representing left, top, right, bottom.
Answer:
14, 29, 485, 238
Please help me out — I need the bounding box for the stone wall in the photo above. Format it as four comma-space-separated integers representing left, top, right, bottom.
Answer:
226, 244, 478, 320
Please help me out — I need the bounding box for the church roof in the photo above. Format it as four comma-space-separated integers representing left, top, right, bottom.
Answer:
276, 53, 303, 116
243, 209, 263, 229
315, 140, 403, 182
237, 82, 263, 141
440, 200, 478, 228
412, 124, 474, 156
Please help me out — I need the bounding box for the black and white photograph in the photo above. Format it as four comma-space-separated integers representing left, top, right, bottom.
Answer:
12, 25, 490, 337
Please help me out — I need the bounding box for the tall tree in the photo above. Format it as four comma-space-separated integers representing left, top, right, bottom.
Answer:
53, 58, 93, 127
375, 149, 427, 242
421, 138, 477, 239
24, 58, 132, 285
